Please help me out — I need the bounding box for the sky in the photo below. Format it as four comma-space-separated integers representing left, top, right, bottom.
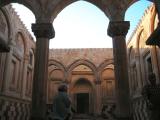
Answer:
12, 0, 152, 48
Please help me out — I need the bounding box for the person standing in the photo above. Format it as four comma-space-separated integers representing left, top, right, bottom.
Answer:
52, 84, 71, 120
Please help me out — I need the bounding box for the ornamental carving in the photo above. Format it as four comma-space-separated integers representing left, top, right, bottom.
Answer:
107, 21, 130, 37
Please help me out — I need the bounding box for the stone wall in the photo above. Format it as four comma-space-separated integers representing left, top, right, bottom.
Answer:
127, 4, 160, 120
48, 48, 115, 115
49, 48, 113, 67
0, 4, 35, 120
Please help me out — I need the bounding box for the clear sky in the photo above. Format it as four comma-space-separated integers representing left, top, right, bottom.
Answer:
12, 0, 152, 48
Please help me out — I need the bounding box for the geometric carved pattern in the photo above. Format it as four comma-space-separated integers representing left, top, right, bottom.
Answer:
132, 97, 150, 120
0, 98, 31, 120
101, 103, 116, 119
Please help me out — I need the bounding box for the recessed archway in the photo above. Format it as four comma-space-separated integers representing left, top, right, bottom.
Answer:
70, 77, 94, 114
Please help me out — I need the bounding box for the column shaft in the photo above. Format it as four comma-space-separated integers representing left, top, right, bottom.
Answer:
108, 21, 131, 119
30, 23, 54, 120
31, 38, 49, 119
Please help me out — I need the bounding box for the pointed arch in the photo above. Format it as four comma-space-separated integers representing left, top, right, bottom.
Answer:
66, 59, 97, 83
97, 59, 114, 82
98, 59, 114, 72
70, 77, 95, 92
48, 59, 67, 80
48, 59, 66, 71
50, 0, 107, 22
16, 30, 28, 55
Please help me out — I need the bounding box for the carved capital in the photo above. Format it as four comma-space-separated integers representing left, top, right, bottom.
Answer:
32, 23, 55, 39
107, 21, 130, 37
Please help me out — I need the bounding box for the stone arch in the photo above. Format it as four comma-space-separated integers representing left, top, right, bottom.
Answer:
70, 77, 95, 92
15, 32, 26, 57
69, 77, 95, 114
97, 59, 114, 82
48, 59, 66, 80
149, 5, 157, 32
47, 60, 67, 103
101, 67, 115, 101
101, 67, 115, 82
51, 0, 107, 22
136, 27, 149, 53
98, 59, 114, 71
135, 28, 144, 55
49, 59, 66, 71
66, 59, 97, 83
17, 30, 28, 54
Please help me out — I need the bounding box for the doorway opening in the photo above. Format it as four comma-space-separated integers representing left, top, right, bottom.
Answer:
76, 93, 89, 114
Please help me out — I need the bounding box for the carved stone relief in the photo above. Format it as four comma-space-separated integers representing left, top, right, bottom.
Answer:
9, 55, 20, 93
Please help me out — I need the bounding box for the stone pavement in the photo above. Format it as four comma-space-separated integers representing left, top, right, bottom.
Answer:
72, 114, 115, 120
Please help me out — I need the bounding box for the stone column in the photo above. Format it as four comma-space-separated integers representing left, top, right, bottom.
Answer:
30, 23, 55, 120
95, 81, 101, 115
107, 21, 131, 119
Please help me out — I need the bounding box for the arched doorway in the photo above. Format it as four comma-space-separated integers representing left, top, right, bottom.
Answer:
71, 78, 94, 114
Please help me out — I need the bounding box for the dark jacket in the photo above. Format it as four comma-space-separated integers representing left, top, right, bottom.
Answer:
52, 92, 71, 120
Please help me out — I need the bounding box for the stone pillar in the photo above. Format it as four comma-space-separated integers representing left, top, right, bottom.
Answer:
30, 23, 55, 120
95, 81, 101, 115
107, 21, 131, 119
